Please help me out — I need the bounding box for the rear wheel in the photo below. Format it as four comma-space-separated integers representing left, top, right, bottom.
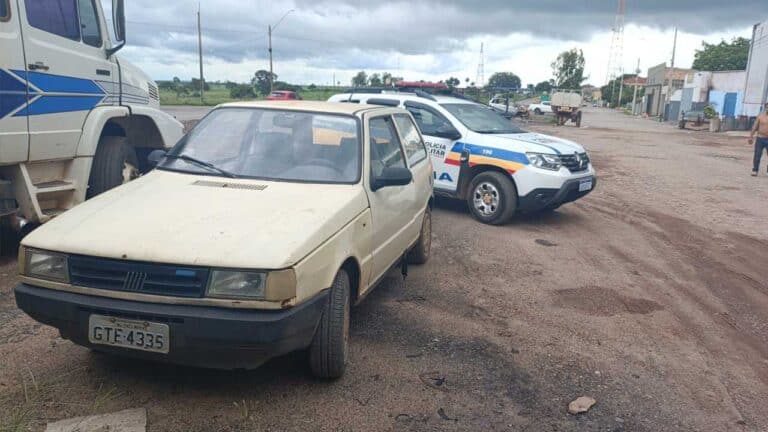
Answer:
408, 207, 431, 264
575, 111, 583, 128
466, 172, 517, 225
87, 136, 139, 199
309, 270, 350, 379
534, 108, 542, 115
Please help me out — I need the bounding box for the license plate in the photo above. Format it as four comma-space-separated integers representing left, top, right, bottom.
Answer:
578, 178, 593, 192
88, 315, 169, 354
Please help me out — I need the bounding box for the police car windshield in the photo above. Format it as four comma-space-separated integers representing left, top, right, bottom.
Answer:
159, 108, 360, 183
441, 103, 524, 134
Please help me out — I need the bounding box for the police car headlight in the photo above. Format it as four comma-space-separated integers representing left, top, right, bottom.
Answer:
526, 153, 562, 171
24, 249, 70, 283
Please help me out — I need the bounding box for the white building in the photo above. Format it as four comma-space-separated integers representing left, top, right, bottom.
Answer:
743, 18, 768, 117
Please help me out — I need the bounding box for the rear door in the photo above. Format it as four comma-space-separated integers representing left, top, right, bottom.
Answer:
18, 0, 115, 161
404, 101, 461, 193
0, 0, 29, 163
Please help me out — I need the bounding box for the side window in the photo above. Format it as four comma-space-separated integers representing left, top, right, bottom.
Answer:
1, 0, 10, 22
393, 114, 427, 166
405, 105, 453, 136
77, 0, 102, 47
369, 116, 406, 179
26, 0, 80, 40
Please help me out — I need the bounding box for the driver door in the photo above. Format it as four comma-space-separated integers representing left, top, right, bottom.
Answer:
404, 102, 461, 193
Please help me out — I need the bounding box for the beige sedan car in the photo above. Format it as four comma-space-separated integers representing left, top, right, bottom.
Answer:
15, 101, 433, 378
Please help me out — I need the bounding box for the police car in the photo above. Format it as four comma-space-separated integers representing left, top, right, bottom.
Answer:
328, 90, 596, 225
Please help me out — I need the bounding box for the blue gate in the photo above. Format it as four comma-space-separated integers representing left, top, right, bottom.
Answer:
723, 92, 737, 116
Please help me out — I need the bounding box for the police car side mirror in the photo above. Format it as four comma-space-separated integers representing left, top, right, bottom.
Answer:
434, 125, 461, 141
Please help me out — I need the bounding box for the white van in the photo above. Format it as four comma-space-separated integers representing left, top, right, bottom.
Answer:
328, 91, 596, 224
0, 0, 183, 242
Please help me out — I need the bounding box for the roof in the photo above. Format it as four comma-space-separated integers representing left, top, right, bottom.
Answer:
218, 100, 387, 115
332, 92, 476, 105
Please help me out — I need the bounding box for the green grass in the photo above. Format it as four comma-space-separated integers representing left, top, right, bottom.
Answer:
160, 84, 344, 106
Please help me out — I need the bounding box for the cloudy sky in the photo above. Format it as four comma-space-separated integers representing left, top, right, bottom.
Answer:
109, 0, 764, 87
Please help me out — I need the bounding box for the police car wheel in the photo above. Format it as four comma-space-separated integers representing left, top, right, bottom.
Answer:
467, 172, 517, 225
87, 136, 139, 199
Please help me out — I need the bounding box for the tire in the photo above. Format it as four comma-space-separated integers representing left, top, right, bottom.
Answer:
534, 108, 542, 115
87, 136, 138, 199
408, 207, 431, 264
0, 217, 16, 257
466, 172, 517, 225
309, 270, 351, 379
575, 112, 582, 128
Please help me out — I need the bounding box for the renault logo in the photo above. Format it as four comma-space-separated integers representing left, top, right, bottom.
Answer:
123, 271, 147, 291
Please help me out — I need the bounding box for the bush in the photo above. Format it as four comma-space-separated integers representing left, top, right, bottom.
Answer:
703, 105, 717, 119
230, 84, 256, 99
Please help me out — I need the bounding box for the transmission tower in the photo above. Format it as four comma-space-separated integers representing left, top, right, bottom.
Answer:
605, 0, 626, 104
476, 42, 485, 87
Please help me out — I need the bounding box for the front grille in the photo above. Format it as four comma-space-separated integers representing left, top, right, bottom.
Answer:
560, 152, 590, 172
69, 255, 209, 298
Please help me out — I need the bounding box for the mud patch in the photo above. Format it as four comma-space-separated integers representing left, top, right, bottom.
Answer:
704, 153, 742, 161
553, 286, 664, 317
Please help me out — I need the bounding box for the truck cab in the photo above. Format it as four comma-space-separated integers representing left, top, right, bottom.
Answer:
0, 0, 183, 243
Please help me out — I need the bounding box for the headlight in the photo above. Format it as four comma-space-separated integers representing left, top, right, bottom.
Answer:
25, 249, 69, 283
526, 152, 562, 171
207, 270, 266, 299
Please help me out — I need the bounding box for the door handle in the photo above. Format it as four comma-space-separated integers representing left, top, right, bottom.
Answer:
28, 62, 49, 71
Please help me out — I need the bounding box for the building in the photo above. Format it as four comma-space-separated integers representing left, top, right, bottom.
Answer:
682, 70, 747, 116
743, 18, 768, 117
644, 63, 693, 118
623, 76, 646, 86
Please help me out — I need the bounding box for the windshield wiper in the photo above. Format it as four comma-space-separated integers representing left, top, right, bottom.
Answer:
475, 129, 524, 134
164, 154, 237, 178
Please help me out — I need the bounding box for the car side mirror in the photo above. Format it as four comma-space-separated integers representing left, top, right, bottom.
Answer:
372, 167, 412, 191
147, 149, 166, 167
434, 124, 461, 141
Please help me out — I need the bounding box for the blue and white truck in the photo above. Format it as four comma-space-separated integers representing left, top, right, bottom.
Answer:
0, 0, 183, 247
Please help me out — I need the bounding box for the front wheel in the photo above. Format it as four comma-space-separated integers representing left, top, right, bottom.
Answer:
534, 108, 542, 115
309, 270, 350, 379
466, 172, 517, 225
87, 136, 139, 199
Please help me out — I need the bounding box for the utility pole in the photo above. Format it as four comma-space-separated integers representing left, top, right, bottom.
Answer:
268, 24, 273, 92
631, 58, 640, 115
197, 4, 204, 104
663, 27, 678, 121
617, 67, 624, 108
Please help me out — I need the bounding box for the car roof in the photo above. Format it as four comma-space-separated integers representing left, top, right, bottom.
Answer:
332, 92, 476, 106
219, 100, 390, 115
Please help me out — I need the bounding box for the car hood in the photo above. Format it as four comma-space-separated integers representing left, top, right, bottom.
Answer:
22, 170, 368, 269
470, 132, 586, 155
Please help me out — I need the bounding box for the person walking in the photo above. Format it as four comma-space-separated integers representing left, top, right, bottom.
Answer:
749, 102, 768, 176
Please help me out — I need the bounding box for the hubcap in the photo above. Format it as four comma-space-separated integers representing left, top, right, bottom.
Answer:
473, 182, 500, 216
121, 162, 139, 184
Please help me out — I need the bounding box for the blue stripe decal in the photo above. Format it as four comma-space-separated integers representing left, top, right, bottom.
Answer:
453, 142, 530, 165
0, 70, 29, 117
13, 70, 105, 95
15, 95, 104, 116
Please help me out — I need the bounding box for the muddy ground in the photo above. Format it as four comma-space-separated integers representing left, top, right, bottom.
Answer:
1, 108, 767, 431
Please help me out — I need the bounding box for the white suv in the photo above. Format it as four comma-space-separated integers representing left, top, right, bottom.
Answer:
329, 91, 596, 225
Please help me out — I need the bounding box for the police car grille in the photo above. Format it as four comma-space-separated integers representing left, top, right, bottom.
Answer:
560, 153, 590, 172
69, 255, 209, 298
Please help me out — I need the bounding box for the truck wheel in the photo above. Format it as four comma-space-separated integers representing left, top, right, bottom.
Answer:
467, 172, 517, 225
87, 136, 139, 199
408, 207, 431, 264
309, 269, 350, 379
0, 217, 15, 257
575, 112, 583, 128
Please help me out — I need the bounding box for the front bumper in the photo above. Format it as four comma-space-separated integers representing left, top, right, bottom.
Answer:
15, 283, 328, 369
517, 175, 597, 213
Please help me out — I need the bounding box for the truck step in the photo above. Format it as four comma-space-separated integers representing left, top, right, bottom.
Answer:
34, 180, 76, 194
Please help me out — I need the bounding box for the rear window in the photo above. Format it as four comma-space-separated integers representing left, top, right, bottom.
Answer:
0, 0, 9, 21
26, 0, 80, 40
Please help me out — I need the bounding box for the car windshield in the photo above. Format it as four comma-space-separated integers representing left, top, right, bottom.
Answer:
441, 103, 524, 134
159, 108, 360, 183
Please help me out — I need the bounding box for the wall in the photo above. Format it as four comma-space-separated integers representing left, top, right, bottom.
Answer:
711, 71, 747, 93
743, 18, 768, 116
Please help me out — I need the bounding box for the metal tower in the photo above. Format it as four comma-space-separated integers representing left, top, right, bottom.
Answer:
476, 42, 485, 87
605, 0, 626, 103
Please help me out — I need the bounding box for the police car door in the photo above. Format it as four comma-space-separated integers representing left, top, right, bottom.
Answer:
404, 101, 462, 193
18, 0, 116, 161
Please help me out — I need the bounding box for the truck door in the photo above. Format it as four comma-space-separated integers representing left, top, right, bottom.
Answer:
18, 0, 115, 161
404, 101, 462, 193
0, 0, 29, 163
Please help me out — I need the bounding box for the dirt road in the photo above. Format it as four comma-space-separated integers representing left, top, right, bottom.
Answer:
1, 108, 767, 431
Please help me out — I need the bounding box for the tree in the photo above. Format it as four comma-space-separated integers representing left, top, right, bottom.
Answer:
251, 70, 277, 96
692, 37, 750, 71
552, 49, 587, 89
190, 77, 210, 92
487, 72, 521, 90
369, 73, 382, 87
600, 75, 641, 107
445, 77, 460, 90
534, 80, 554, 93
352, 71, 368, 87
230, 83, 255, 99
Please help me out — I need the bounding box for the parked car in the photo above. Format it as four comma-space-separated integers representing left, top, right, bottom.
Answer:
266, 90, 301, 100
14, 101, 433, 378
328, 91, 596, 225
528, 100, 553, 115
0, 0, 183, 251
489, 95, 518, 117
